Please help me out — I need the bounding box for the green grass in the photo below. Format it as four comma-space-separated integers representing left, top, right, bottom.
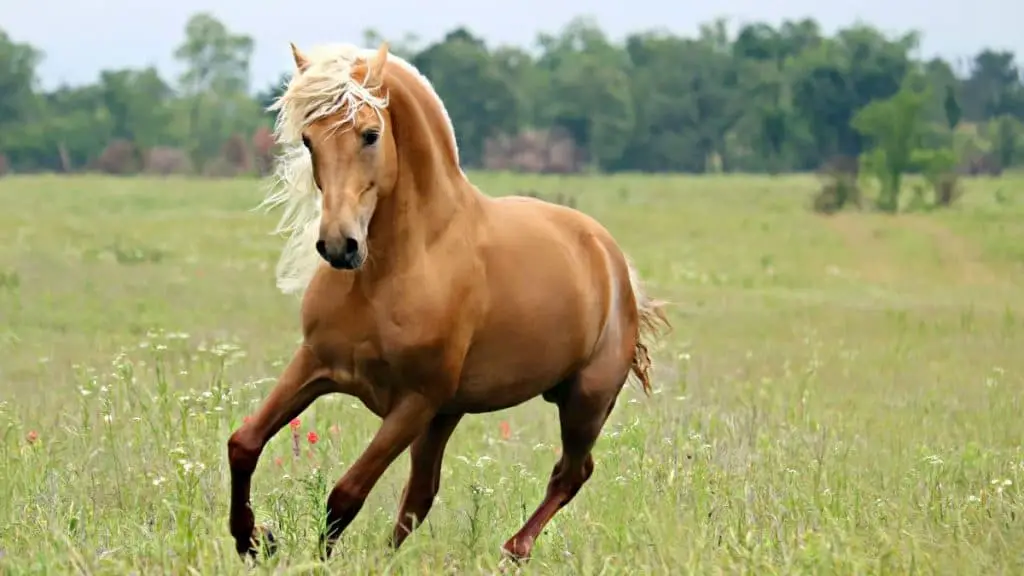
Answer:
2, 171, 1024, 574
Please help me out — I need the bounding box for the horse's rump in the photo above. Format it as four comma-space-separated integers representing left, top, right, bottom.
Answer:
505, 195, 669, 393
453, 195, 668, 399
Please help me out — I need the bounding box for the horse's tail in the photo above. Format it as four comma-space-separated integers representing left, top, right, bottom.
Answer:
626, 259, 671, 396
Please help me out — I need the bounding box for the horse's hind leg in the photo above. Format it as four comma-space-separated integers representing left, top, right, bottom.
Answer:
501, 355, 629, 561
389, 412, 464, 549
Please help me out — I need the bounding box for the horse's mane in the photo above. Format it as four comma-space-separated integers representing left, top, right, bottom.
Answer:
258, 43, 460, 296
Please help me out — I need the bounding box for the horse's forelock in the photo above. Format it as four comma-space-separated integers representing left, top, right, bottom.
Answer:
270, 44, 389, 145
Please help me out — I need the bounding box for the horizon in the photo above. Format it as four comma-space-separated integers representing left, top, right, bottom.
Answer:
2, 0, 1021, 92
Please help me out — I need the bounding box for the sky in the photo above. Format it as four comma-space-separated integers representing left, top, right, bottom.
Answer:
2, 0, 1020, 92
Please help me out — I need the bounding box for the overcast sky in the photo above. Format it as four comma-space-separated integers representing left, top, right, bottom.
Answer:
2, 0, 1019, 91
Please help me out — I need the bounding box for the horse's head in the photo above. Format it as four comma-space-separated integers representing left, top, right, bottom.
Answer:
279, 42, 398, 271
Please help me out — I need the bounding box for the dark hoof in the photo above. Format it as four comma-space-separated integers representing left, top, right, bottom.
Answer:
497, 550, 527, 574
318, 533, 337, 563
498, 544, 530, 573
238, 524, 277, 561
256, 524, 278, 557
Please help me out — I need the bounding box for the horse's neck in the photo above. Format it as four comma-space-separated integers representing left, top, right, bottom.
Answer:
364, 171, 477, 277
362, 70, 477, 277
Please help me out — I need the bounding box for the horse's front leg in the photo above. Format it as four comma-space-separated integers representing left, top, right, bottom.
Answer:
320, 391, 439, 559
227, 346, 334, 559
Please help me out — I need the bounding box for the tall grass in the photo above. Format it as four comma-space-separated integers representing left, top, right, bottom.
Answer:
1, 172, 1023, 573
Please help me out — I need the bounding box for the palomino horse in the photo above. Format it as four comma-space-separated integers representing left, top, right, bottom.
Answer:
226, 41, 670, 564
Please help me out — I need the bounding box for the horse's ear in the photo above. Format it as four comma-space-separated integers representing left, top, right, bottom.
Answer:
290, 42, 310, 72
365, 42, 389, 89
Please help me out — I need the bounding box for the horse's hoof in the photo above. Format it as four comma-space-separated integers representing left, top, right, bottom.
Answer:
318, 534, 337, 563
498, 545, 529, 574
497, 555, 524, 575
238, 524, 278, 561
255, 524, 278, 557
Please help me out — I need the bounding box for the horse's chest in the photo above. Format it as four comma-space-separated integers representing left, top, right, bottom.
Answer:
303, 273, 462, 397
307, 305, 451, 387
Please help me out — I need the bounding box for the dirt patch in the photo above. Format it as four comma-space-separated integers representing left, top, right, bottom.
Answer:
822, 214, 898, 285
896, 215, 1000, 286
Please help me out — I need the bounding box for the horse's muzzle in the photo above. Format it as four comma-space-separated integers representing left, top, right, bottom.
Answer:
316, 237, 364, 270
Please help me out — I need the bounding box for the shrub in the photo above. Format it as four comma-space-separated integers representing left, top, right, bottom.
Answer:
252, 126, 277, 177
143, 147, 194, 176
222, 133, 253, 175
202, 157, 240, 179
516, 189, 577, 208
94, 140, 139, 175
811, 155, 862, 215
484, 128, 584, 174
913, 148, 963, 208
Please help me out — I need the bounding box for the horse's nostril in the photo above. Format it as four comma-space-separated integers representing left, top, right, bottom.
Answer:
344, 237, 359, 256
315, 240, 327, 257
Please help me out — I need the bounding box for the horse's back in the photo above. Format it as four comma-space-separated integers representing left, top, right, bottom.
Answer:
483, 194, 624, 281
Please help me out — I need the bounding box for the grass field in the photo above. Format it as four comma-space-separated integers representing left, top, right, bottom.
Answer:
2, 171, 1024, 574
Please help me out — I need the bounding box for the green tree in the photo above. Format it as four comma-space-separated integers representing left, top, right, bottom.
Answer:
989, 115, 1022, 169
0, 30, 44, 168
99, 68, 174, 157
789, 25, 918, 167
943, 85, 962, 130
532, 17, 635, 170
412, 28, 521, 168
173, 13, 255, 170
851, 81, 931, 212
962, 50, 1024, 121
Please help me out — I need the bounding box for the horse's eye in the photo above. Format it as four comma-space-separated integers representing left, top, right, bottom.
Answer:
361, 130, 380, 147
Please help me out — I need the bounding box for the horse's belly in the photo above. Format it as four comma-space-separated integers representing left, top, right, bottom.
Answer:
444, 313, 594, 413
444, 366, 561, 414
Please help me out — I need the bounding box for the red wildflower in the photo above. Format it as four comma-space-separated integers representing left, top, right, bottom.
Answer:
499, 421, 511, 441
274, 456, 283, 467
307, 431, 319, 445
289, 418, 301, 430
26, 431, 38, 444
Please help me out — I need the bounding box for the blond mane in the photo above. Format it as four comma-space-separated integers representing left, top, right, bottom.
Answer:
258, 43, 461, 296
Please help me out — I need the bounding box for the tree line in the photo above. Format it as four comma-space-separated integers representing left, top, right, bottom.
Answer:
1, 13, 1022, 182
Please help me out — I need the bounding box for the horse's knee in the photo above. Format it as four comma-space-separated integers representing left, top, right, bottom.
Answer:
227, 429, 261, 473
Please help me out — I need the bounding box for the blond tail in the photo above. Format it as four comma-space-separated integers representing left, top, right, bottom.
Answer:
626, 260, 671, 396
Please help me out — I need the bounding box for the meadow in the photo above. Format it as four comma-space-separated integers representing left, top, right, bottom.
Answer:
1, 171, 1024, 574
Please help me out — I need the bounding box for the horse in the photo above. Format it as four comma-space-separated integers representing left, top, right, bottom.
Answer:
226, 41, 670, 565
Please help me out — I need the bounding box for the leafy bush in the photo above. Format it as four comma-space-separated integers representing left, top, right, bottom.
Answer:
143, 147, 193, 176
516, 189, 578, 208
221, 134, 252, 175
252, 127, 277, 177
912, 148, 963, 208
811, 156, 862, 215
94, 140, 140, 175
